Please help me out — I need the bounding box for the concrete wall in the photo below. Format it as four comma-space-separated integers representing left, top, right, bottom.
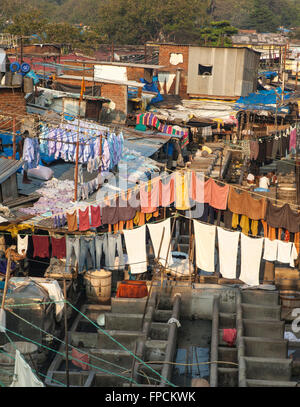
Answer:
151, 283, 237, 320
187, 47, 258, 98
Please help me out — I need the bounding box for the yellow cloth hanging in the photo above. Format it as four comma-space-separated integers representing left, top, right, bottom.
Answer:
0, 224, 34, 238
240, 215, 249, 236
175, 172, 190, 210
251, 220, 258, 237
232, 213, 239, 229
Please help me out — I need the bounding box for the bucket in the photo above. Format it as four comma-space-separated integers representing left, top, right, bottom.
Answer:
84, 269, 112, 303
280, 291, 300, 308
0, 341, 40, 386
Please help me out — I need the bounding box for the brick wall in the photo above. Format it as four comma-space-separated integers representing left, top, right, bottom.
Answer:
126, 66, 145, 82
0, 89, 26, 130
158, 44, 189, 98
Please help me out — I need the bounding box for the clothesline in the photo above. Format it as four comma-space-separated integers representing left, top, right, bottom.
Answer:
19, 167, 300, 229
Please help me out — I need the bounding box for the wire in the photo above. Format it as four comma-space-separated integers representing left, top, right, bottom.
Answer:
6, 307, 162, 385
67, 301, 177, 387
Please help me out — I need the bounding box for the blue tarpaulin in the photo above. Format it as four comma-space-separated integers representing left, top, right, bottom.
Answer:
259, 71, 278, 79
235, 87, 292, 112
140, 76, 163, 104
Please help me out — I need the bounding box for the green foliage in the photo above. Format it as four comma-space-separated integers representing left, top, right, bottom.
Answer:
198, 20, 238, 46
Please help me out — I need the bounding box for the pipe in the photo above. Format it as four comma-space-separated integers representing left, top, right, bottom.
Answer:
159, 293, 181, 386
210, 295, 219, 387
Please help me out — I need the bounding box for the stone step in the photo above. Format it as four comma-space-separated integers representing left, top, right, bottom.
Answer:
243, 319, 284, 339
218, 346, 237, 368
217, 367, 238, 387
242, 356, 292, 381
145, 340, 168, 362
154, 309, 173, 323
242, 336, 288, 358
241, 290, 279, 306
97, 330, 146, 350
111, 297, 147, 314
150, 322, 169, 341
246, 379, 298, 387
241, 303, 281, 321
219, 313, 236, 329
105, 313, 145, 331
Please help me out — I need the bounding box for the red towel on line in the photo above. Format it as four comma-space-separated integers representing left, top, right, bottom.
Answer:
71, 348, 90, 371
51, 236, 66, 259
79, 207, 90, 231
90, 205, 101, 228
222, 329, 237, 347
32, 235, 49, 258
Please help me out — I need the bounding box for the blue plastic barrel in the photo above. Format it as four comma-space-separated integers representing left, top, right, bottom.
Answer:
10, 61, 20, 73
21, 63, 31, 74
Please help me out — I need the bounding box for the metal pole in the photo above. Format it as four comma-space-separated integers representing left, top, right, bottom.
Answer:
12, 118, 16, 160
63, 278, 70, 387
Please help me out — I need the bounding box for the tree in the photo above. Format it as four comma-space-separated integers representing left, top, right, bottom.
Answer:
246, 0, 279, 32
5, 9, 48, 39
94, 0, 211, 44
199, 20, 238, 46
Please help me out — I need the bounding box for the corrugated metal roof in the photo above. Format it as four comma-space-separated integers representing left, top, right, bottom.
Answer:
124, 133, 170, 157
0, 158, 24, 184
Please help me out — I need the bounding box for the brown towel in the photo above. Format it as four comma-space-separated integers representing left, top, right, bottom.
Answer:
228, 187, 266, 220
265, 201, 300, 233
67, 211, 78, 232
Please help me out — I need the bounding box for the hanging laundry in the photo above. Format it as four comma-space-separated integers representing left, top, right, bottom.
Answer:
265, 201, 300, 233
251, 220, 258, 236
277, 241, 298, 267
239, 234, 263, 286
67, 211, 78, 232
204, 178, 229, 210
263, 238, 278, 262
32, 235, 49, 258
228, 187, 266, 220
90, 205, 101, 228
240, 215, 250, 236
123, 225, 147, 275
65, 236, 80, 273
10, 350, 44, 387
193, 220, 216, 273
51, 235, 66, 259
78, 207, 90, 232
217, 227, 240, 280
189, 171, 205, 203
101, 198, 118, 225
22, 137, 40, 170
140, 179, 160, 213
159, 174, 175, 207
175, 172, 190, 210
17, 235, 28, 255
147, 218, 173, 267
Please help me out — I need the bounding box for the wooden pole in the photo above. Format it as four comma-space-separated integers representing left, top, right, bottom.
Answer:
12, 118, 16, 160
74, 114, 80, 202
63, 278, 70, 388
1, 253, 11, 310
111, 43, 114, 62
295, 55, 299, 91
